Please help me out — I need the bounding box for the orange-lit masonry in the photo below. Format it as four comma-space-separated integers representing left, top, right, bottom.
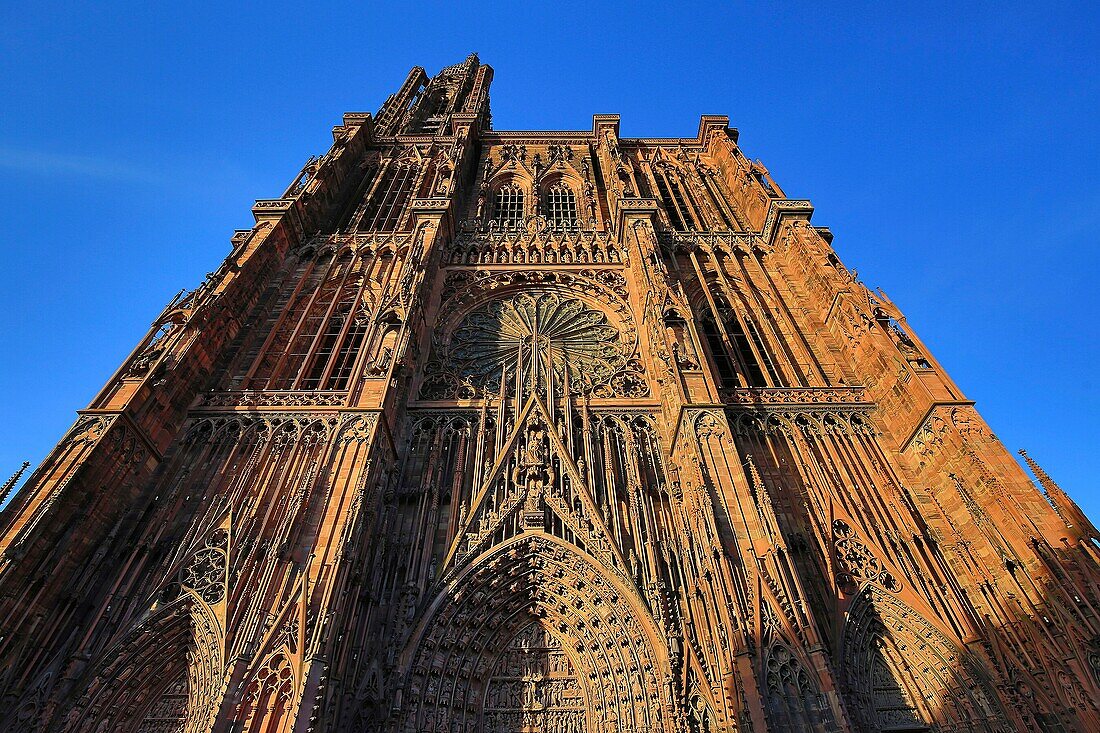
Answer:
2, 55, 1098, 732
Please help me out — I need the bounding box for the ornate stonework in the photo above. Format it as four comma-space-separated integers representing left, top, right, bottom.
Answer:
1, 55, 1098, 733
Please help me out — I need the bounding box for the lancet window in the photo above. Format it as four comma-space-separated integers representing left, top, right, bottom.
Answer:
761, 634, 836, 733
698, 167, 739, 230
545, 183, 578, 228
494, 183, 525, 228
699, 307, 780, 388
358, 161, 420, 232
247, 251, 370, 391
390, 414, 483, 585
654, 166, 697, 231
238, 653, 294, 733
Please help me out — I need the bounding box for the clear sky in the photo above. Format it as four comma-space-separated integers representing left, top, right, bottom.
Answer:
1, 2, 1097, 518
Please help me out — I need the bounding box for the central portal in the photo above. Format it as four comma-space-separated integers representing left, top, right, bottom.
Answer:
482, 624, 589, 733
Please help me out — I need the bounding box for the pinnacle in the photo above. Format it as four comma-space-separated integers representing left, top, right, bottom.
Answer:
0, 460, 29, 507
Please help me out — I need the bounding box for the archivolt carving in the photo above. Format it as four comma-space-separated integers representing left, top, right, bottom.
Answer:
65, 597, 224, 733
397, 533, 673, 733
842, 587, 1008, 733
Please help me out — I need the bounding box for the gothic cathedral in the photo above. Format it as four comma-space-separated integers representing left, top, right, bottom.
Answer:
2, 55, 1098, 733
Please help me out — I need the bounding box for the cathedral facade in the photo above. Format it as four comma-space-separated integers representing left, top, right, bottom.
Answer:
1, 55, 1099, 733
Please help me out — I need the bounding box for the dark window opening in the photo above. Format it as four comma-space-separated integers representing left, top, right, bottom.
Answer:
494, 184, 525, 228
545, 184, 578, 228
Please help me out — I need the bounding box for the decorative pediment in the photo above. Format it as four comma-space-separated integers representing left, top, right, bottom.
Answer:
484, 149, 534, 186
442, 394, 631, 581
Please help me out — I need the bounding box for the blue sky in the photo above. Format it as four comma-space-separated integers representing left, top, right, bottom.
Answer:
1, 2, 1097, 518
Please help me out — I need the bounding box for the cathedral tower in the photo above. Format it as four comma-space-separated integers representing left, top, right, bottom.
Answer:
2, 56, 1099, 733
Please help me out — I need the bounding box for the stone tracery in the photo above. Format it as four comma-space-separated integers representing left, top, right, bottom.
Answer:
422, 286, 648, 399
448, 291, 629, 394
0, 55, 1096, 733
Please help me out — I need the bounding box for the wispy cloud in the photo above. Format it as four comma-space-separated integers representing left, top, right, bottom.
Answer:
0, 147, 164, 183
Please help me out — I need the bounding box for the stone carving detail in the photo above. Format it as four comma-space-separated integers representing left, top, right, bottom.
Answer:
439, 267, 630, 308
197, 390, 348, 408
237, 652, 295, 730
423, 290, 647, 399
725, 407, 875, 437
134, 677, 189, 733
749, 600, 834, 731
183, 414, 338, 445
843, 587, 1007, 732
483, 625, 587, 733
180, 528, 229, 605
906, 404, 993, 469
879, 316, 932, 369
721, 386, 867, 406
125, 317, 182, 378
831, 520, 899, 594
67, 415, 114, 447
1088, 640, 1100, 688
445, 228, 625, 266
337, 412, 379, 445
6, 57, 1099, 733
400, 534, 671, 732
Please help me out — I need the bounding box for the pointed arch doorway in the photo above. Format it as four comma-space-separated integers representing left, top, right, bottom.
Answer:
397, 532, 674, 733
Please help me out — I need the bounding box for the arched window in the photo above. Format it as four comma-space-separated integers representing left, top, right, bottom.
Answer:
699, 306, 776, 388
653, 165, 697, 231
358, 162, 420, 232
545, 183, 578, 228
247, 251, 372, 391
494, 184, 525, 228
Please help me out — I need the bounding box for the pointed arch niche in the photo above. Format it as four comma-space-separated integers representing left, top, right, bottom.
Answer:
64, 598, 223, 733
841, 587, 1008, 733
396, 533, 674, 733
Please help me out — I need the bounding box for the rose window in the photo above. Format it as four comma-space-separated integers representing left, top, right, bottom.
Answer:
179, 529, 228, 605
442, 291, 638, 396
